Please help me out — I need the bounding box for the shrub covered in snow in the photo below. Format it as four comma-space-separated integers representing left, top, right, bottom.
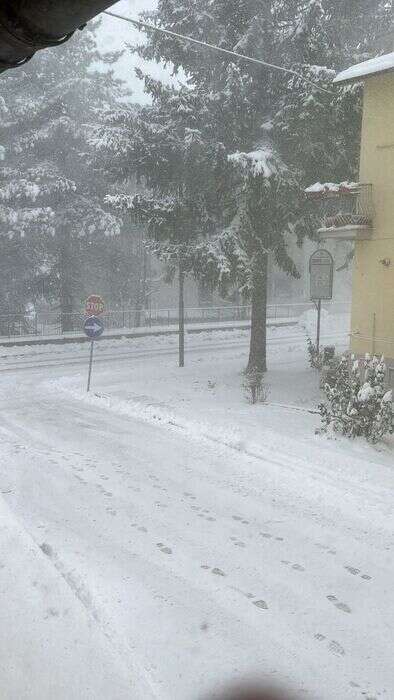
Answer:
306, 336, 325, 370
306, 337, 337, 374
319, 354, 393, 443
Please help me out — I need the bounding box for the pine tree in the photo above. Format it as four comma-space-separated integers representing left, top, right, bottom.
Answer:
99, 77, 225, 305
0, 22, 125, 331
132, 0, 391, 372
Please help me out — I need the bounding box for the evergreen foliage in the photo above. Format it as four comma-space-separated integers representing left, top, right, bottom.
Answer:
0, 23, 126, 325
128, 0, 391, 371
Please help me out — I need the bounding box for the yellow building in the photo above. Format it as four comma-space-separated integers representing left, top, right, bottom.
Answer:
319, 53, 394, 387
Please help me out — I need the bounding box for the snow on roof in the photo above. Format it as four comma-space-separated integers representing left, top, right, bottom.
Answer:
334, 52, 394, 84
305, 181, 359, 197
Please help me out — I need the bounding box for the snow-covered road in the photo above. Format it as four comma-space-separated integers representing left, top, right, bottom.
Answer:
0, 328, 392, 700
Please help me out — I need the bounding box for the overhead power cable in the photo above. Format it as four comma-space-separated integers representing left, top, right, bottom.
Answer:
103, 9, 333, 95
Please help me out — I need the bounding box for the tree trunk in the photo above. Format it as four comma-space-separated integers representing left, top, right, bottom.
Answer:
59, 228, 74, 333
178, 263, 185, 367
247, 254, 268, 373
135, 240, 148, 328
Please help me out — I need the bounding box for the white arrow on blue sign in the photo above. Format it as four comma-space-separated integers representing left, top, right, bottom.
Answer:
84, 315, 104, 339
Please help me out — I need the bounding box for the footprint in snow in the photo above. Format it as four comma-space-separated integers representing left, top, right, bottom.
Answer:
329, 640, 345, 656
230, 537, 246, 548
315, 633, 345, 656
344, 565, 359, 575
327, 595, 351, 613
261, 532, 283, 541
201, 565, 226, 577
315, 542, 336, 555
229, 586, 255, 600
156, 543, 172, 555
40, 542, 54, 558
348, 681, 378, 699
281, 560, 305, 572
344, 565, 372, 580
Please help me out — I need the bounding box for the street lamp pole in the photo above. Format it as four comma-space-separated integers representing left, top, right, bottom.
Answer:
178, 261, 185, 368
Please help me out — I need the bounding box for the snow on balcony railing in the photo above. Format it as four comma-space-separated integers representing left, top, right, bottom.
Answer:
305, 182, 374, 234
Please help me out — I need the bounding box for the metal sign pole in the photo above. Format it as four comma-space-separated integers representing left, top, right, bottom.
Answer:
83, 313, 104, 392
178, 263, 185, 368
87, 340, 94, 393
309, 249, 334, 355
316, 299, 322, 354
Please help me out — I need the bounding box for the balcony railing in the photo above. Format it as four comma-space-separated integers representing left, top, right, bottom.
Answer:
306, 182, 374, 241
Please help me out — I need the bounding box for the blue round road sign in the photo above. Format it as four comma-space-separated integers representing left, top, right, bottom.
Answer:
84, 315, 104, 339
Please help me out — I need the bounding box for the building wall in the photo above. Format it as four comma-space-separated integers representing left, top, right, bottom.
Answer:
350, 71, 394, 386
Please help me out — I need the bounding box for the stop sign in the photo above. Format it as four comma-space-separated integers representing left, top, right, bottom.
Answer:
85, 294, 105, 316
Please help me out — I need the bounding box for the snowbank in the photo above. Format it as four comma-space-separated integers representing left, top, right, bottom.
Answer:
297, 309, 350, 339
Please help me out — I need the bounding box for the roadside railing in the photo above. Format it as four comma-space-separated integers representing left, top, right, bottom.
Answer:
0, 301, 350, 340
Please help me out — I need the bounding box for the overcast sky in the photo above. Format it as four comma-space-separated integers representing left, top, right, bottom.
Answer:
97, 0, 177, 103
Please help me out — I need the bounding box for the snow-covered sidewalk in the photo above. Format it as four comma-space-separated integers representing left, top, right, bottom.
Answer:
0, 494, 153, 699
53, 320, 393, 482
0, 316, 295, 348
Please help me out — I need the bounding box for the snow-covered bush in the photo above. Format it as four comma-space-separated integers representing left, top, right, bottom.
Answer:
306, 336, 324, 370
306, 337, 337, 374
319, 354, 393, 443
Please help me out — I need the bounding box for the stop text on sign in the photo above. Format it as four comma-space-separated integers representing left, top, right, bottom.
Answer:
85, 294, 105, 316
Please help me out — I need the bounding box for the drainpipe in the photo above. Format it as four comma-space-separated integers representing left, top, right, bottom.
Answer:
372, 312, 376, 356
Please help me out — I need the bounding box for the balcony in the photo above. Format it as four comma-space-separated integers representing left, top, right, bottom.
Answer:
305, 182, 374, 241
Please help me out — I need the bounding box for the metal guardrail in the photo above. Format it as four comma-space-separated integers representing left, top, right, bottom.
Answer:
0, 302, 350, 340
